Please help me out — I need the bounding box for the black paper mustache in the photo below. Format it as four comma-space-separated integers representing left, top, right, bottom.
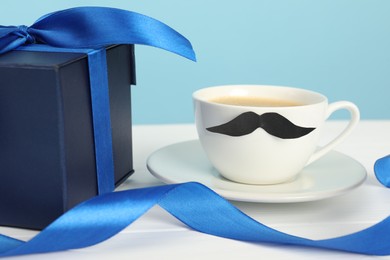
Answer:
206, 112, 316, 139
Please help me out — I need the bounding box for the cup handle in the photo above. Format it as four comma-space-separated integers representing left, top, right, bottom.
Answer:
306, 101, 360, 165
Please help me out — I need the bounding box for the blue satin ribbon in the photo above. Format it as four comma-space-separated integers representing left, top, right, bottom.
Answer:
1, 6, 390, 258
87, 48, 115, 194
0, 182, 389, 257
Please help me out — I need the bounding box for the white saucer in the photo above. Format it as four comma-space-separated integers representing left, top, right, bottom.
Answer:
147, 140, 367, 203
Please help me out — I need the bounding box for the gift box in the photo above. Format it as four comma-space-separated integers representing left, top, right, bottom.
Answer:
0, 6, 195, 231
0, 44, 136, 229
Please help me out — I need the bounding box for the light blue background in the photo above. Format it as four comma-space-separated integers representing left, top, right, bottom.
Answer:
1, 1, 389, 124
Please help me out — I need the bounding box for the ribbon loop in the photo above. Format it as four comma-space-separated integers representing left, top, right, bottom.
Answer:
0, 7, 196, 61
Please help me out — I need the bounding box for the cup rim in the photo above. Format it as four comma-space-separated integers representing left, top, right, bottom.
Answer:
192, 84, 327, 108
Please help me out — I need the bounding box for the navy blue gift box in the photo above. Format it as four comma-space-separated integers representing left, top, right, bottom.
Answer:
0, 6, 195, 230
0, 44, 135, 229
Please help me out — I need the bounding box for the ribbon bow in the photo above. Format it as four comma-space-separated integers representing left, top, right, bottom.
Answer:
0, 6, 196, 60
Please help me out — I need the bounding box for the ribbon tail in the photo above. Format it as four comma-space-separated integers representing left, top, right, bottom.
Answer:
0, 182, 389, 257
29, 7, 196, 61
158, 183, 390, 256
0, 185, 177, 257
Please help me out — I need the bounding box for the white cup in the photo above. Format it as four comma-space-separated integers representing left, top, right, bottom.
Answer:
193, 85, 360, 185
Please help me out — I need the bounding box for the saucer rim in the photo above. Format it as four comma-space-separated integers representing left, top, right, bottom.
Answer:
147, 140, 367, 203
